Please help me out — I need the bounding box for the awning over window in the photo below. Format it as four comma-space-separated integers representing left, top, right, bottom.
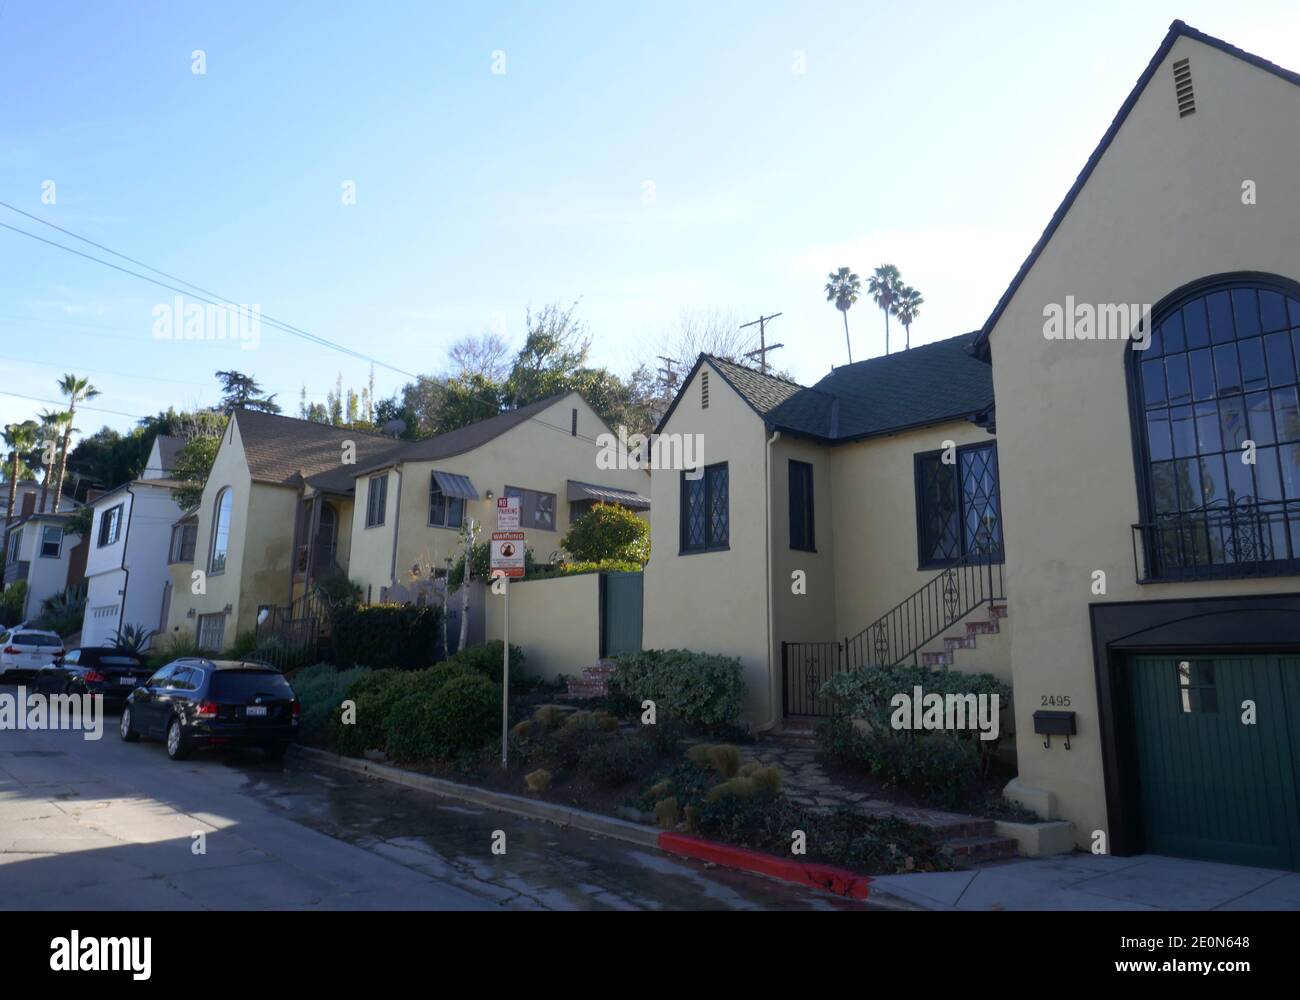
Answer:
432, 471, 480, 501
566, 480, 650, 510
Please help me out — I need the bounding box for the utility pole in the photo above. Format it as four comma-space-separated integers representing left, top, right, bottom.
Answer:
656, 355, 681, 397
741, 312, 784, 374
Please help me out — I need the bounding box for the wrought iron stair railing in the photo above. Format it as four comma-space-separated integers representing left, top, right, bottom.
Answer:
782, 550, 1005, 716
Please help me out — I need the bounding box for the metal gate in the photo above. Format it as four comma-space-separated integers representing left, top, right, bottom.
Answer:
1129, 653, 1300, 870
600, 572, 643, 659
782, 641, 849, 717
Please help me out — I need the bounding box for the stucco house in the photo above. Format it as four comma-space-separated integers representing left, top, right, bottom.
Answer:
2, 509, 85, 623
343, 391, 649, 611
645, 21, 1300, 872
78, 435, 188, 648
164, 394, 648, 654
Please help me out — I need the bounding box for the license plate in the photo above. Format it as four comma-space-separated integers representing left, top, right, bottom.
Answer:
118, 676, 137, 687
245, 706, 268, 717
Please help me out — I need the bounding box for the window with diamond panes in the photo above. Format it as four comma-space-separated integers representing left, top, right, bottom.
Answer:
915, 443, 1003, 568
681, 463, 728, 552
1135, 281, 1300, 577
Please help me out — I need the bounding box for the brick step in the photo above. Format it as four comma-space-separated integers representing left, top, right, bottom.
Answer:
943, 834, 1019, 864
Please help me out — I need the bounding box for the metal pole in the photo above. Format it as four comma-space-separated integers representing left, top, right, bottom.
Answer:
501, 577, 509, 768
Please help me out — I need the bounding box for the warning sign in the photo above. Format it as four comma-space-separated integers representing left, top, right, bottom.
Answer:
490, 531, 525, 578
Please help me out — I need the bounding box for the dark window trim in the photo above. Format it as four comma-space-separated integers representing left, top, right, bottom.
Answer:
207, 487, 232, 576
788, 459, 816, 552
365, 473, 388, 528
679, 462, 729, 554
97, 503, 124, 547
1126, 271, 1300, 583
912, 441, 1005, 570
504, 484, 557, 532
38, 525, 63, 559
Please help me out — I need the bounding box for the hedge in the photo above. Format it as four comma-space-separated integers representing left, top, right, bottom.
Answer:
386, 673, 501, 763
610, 649, 745, 730
331, 604, 442, 669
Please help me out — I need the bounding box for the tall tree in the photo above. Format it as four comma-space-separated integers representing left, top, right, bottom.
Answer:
36, 409, 70, 512
215, 370, 280, 414
867, 264, 903, 356
892, 285, 924, 351
53, 374, 99, 511
449, 333, 512, 382
3, 419, 40, 540
824, 267, 861, 364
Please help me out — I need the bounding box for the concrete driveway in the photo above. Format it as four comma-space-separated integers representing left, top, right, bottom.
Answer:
872, 851, 1300, 910
0, 685, 862, 910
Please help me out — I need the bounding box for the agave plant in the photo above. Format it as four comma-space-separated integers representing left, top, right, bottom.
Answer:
36, 585, 87, 637
112, 624, 157, 654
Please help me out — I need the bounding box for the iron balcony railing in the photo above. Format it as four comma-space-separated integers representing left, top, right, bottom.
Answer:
1132, 500, 1300, 582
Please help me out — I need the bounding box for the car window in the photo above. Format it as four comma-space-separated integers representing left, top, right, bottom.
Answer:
170, 667, 203, 691
15, 633, 63, 648
63, 650, 80, 665
210, 671, 294, 700
146, 665, 176, 687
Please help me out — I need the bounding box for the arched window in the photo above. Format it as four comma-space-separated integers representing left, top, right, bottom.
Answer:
209, 488, 233, 574
1133, 275, 1300, 578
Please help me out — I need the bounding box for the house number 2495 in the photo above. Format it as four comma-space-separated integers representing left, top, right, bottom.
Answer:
1041, 695, 1071, 707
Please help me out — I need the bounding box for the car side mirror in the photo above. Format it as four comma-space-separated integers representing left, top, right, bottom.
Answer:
133, 687, 151, 701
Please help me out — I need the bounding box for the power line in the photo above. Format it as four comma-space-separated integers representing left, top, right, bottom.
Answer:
0, 204, 632, 451
0, 389, 148, 420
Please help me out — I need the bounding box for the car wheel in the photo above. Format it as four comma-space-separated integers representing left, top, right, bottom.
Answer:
165, 718, 190, 761
119, 707, 140, 742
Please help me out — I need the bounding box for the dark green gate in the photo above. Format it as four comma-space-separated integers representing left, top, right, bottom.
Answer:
1129, 654, 1300, 870
600, 572, 642, 659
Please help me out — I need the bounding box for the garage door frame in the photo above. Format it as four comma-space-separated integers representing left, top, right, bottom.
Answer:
1090, 593, 1300, 857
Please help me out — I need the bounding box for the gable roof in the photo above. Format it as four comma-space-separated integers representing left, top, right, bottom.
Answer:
658, 335, 993, 444
232, 409, 398, 488
973, 20, 1300, 360
151, 435, 184, 474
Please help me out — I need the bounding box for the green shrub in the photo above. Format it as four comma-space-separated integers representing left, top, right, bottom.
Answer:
332, 604, 443, 670
292, 663, 367, 747
147, 632, 202, 669
34, 586, 86, 637
863, 729, 986, 808
332, 669, 424, 756
548, 723, 613, 766
559, 503, 650, 564
0, 580, 27, 628
440, 640, 523, 682
222, 630, 259, 659
386, 673, 500, 763
611, 649, 745, 731
578, 736, 656, 787
819, 664, 1009, 734
526, 560, 643, 581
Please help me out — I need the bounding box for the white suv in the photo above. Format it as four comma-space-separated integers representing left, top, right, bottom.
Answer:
0, 629, 65, 679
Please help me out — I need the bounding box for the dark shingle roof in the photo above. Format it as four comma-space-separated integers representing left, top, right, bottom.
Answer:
662, 334, 993, 444
770, 332, 993, 442
233, 410, 399, 488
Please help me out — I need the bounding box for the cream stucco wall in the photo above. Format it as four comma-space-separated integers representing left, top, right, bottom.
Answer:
483, 572, 601, 681
347, 393, 650, 604
987, 35, 1300, 843
642, 361, 773, 723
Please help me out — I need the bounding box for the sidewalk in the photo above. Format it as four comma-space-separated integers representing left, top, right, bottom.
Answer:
870, 852, 1300, 910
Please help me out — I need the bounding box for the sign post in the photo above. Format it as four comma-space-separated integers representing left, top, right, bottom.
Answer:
491, 502, 524, 768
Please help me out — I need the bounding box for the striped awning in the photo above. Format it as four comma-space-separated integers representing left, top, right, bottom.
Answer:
432, 471, 480, 501
566, 480, 651, 510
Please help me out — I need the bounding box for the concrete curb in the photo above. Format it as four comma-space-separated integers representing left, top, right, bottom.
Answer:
295, 745, 660, 847
295, 746, 901, 905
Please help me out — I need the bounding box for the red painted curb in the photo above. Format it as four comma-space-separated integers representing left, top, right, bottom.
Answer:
658, 832, 872, 900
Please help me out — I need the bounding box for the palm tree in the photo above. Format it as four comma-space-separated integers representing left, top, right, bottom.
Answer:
824, 267, 861, 364
53, 374, 99, 512
36, 409, 70, 513
3, 420, 40, 565
892, 285, 924, 350
867, 264, 903, 355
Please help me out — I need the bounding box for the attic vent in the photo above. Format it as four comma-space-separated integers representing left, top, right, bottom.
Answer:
1172, 58, 1196, 117
701, 371, 710, 409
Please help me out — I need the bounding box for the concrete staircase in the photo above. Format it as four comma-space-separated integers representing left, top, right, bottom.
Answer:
565, 658, 618, 699
920, 601, 1008, 669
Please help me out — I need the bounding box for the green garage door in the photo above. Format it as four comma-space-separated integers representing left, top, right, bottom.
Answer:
1129, 654, 1300, 870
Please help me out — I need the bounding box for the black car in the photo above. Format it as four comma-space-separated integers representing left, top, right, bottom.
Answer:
120, 658, 299, 761
33, 646, 151, 707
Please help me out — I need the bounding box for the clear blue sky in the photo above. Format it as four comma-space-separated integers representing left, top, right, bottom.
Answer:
2, 0, 1298, 438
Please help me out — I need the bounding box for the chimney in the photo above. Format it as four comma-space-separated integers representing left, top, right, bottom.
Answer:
20, 492, 35, 517
85, 489, 107, 504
